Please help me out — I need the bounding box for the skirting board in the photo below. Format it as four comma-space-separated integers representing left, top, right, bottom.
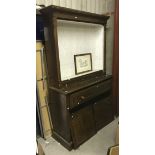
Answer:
52, 131, 73, 151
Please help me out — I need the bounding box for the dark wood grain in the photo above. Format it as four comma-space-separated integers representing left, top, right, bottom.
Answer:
40, 5, 109, 25
94, 94, 114, 131
49, 91, 71, 141
70, 105, 96, 148
69, 79, 112, 109
104, 25, 107, 74
112, 0, 119, 116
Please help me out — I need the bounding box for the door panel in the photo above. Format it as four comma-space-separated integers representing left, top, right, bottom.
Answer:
94, 96, 114, 131
71, 105, 96, 148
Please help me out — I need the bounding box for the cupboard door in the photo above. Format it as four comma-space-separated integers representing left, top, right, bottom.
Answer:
71, 105, 96, 148
94, 96, 114, 131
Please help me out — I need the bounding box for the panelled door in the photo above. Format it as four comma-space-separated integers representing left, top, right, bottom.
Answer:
94, 94, 114, 131
71, 105, 96, 148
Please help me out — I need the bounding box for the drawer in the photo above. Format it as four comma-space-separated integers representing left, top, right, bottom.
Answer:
70, 79, 112, 109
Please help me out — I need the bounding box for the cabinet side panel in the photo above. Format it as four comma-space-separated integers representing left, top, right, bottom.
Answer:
43, 19, 59, 84
49, 90, 71, 141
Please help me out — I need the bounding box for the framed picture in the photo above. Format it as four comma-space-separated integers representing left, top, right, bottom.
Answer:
74, 53, 92, 75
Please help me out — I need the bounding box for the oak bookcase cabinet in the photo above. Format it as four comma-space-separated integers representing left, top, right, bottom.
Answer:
40, 5, 114, 150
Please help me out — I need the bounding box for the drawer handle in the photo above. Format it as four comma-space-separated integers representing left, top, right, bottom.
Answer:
80, 96, 85, 100
77, 96, 86, 104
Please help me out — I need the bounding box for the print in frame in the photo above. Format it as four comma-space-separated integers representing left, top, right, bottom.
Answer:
74, 53, 92, 75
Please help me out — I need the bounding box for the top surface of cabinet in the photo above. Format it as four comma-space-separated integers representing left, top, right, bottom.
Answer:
50, 73, 112, 95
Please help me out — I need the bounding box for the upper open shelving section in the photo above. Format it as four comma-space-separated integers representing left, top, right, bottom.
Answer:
40, 5, 110, 85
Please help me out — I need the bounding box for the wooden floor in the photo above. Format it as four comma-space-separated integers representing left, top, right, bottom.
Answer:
37, 118, 118, 155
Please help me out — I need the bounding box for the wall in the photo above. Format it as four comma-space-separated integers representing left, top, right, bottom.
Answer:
36, 0, 115, 74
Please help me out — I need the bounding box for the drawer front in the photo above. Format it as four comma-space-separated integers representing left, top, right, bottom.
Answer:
70, 79, 112, 109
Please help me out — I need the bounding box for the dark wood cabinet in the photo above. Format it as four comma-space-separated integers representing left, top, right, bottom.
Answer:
40, 5, 114, 150
48, 75, 114, 150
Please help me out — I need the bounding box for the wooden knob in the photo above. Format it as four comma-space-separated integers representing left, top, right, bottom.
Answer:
80, 96, 85, 100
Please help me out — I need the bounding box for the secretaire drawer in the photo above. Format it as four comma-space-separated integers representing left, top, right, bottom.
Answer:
69, 79, 112, 109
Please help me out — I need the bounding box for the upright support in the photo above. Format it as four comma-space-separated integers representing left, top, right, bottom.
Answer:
104, 24, 107, 74
112, 0, 119, 116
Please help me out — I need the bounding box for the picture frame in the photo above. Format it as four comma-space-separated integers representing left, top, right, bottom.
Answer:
74, 53, 92, 75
